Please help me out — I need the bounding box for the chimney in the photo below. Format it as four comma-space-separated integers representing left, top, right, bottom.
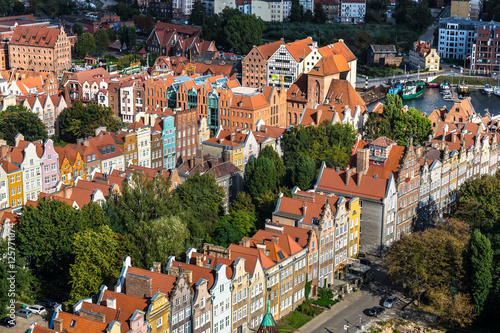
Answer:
5, 155, 11, 162
62, 186, 73, 199
223, 149, 231, 163
335, 166, 340, 173
95, 126, 107, 136
256, 242, 266, 251
316, 109, 322, 124
345, 167, 356, 186
356, 148, 369, 174
106, 297, 116, 309
53, 318, 63, 332
239, 238, 250, 247
153, 262, 161, 273
374, 174, 378, 179
442, 124, 448, 141
451, 130, 457, 143
271, 235, 279, 244
196, 253, 204, 266
415, 145, 423, 158
230, 132, 236, 141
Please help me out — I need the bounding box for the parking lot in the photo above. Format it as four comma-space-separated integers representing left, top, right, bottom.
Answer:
3, 308, 52, 333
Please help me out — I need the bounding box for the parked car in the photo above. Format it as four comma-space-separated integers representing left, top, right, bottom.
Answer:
368, 307, 385, 317
0, 317, 16, 327
35, 299, 57, 308
15, 309, 32, 319
383, 296, 399, 308
27, 305, 46, 315
360, 259, 372, 266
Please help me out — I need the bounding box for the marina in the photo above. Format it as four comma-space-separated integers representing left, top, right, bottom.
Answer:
368, 86, 500, 116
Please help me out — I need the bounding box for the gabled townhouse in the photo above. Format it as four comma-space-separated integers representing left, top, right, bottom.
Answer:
166, 257, 214, 333
237, 230, 307, 320
54, 146, 86, 186
114, 258, 178, 333
51, 310, 121, 333
111, 130, 138, 167
174, 106, 199, 163
20, 94, 67, 136
17, 138, 60, 194
70, 131, 126, 174
272, 189, 361, 285
6, 138, 42, 203
409, 41, 440, 72
63, 67, 112, 107
242, 40, 285, 88
252, 124, 286, 157
0, 161, 11, 209
427, 98, 482, 131
202, 128, 259, 170
98, 286, 166, 333
150, 117, 164, 170
127, 119, 151, 168
0, 158, 23, 210
8, 75, 47, 96
0, 210, 19, 238
267, 38, 317, 90
315, 139, 399, 255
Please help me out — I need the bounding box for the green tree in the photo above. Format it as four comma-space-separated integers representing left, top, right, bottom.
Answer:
105, 173, 174, 234
72, 22, 84, 36
211, 217, 245, 247
119, 26, 137, 52
131, 215, 191, 268
94, 29, 110, 55
0, 105, 48, 145
468, 229, 493, 315
58, 100, 123, 143
74, 32, 96, 56
175, 172, 226, 239
363, 112, 392, 140
69, 225, 120, 305
246, 157, 277, 198
385, 219, 470, 306
0, 239, 37, 316
17, 199, 107, 282
106, 28, 117, 43
303, 9, 314, 22
313, 3, 328, 23
292, 155, 316, 190
455, 173, 500, 233
202, 8, 265, 54
230, 191, 255, 213
393, 107, 432, 146
258, 146, 285, 185
289, 0, 303, 22
190, 0, 205, 25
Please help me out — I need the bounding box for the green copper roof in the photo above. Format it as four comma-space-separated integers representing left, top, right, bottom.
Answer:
261, 298, 277, 327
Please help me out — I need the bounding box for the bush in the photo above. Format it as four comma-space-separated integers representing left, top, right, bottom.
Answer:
311, 298, 337, 307
318, 286, 333, 300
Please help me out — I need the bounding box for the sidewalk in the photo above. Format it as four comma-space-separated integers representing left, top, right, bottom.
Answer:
296, 290, 367, 333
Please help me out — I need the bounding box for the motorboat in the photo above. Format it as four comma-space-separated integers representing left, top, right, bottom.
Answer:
427, 82, 439, 88
482, 84, 494, 95
494, 86, 500, 97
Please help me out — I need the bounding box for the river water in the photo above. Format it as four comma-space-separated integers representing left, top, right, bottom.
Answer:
368, 87, 500, 116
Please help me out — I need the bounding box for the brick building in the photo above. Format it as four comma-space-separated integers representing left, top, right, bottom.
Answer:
242, 40, 284, 88
8, 26, 71, 76
471, 24, 500, 74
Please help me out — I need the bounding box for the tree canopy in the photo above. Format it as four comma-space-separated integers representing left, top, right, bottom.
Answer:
190, 0, 205, 25
69, 225, 120, 304
72, 22, 84, 36
363, 94, 431, 146
74, 33, 96, 56
202, 8, 265, 54
94, 29, 111, 55
468, 229, 493, 316
283, 121, 357, 169
0, 105, 48, 145
292, 155, 316, 190
58, 101, 123, 143
246, 157, 278, 198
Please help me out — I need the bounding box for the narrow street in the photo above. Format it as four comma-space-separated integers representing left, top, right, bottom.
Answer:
299, 256, 412, 333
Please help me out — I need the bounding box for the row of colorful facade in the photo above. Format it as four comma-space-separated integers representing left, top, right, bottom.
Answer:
31, 189, 362, 333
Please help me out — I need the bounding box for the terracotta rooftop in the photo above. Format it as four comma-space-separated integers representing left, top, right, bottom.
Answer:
127, 266, 177, 298
10, 26, 62, 48
285, 38, 314, 62
57, 311, 108, 333
100, 289, 149, 315
254, 40, 285, 60
169, 260, 216, 289
308, 54, 350, 76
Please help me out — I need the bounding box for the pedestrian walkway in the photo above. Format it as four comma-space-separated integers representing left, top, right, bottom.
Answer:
296, 290, 367, 333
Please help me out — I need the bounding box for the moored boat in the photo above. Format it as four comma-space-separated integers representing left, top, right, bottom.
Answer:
401, 80, 425, 99
457, 84, 470, 98
427, 82, 439, 88
440, 81, 450, 92
482, 84, 494, 95
494, 86, 500, 97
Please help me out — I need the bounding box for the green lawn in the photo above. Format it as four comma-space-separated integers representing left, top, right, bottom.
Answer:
280, 311, 314, 329
277, 321, 295, 332
431, 75, 498, 86
312, 298, 337, 307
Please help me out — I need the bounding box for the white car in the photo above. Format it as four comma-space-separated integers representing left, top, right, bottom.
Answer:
27, 305, 46, 315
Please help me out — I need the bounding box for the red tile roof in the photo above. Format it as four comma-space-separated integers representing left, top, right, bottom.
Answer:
255, 40, 285, 60
127, 267, 177, 297
57, 311, 108, 333
100, 289, 149, 314
169, 261, 216, 289
285, 38, 314, 62
10, 26, 62, 48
